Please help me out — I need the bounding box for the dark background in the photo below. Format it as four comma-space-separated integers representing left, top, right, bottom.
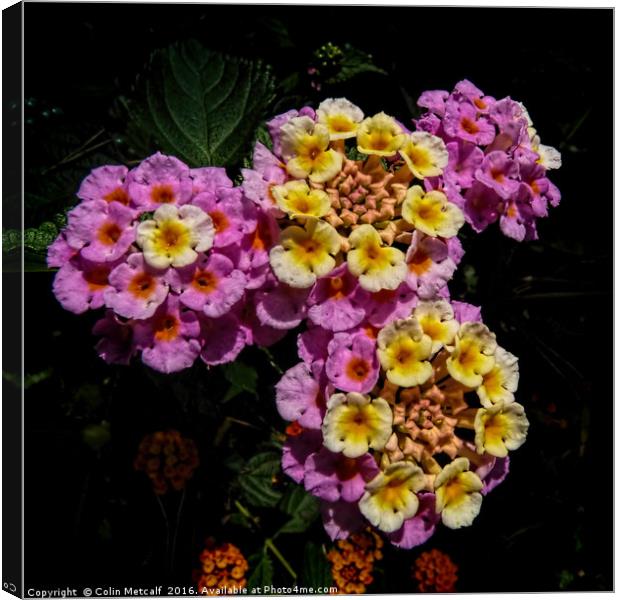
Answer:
18, 3, 612, 593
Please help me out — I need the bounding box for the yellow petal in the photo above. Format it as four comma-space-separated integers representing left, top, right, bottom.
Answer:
402, 187, 464, 238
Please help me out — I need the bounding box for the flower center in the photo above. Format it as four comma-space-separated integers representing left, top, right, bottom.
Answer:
335, 457, 359, 481
151, 184, 176, 204
84, 266, 110, 290
346, 357, 371, 382
209, 210, 229, 234
153, 313, 180, 342
97, 222, 122, 245
192, 269, 218, 293
128, 272, 157, 298
155, 220, 190, 253
103, 187, 130, 205
408, 248, 433, 276
460, 117, 479, 135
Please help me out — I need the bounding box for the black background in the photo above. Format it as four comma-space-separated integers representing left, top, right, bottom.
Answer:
20, 4, 612, 593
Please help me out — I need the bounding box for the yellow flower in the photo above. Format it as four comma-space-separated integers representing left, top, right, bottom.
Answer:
474, 402, 529, 457
402, 186, 464, 238
316, 97, 364, 140
400, 132, 449, 179
280, 116, 343, 183
446, 322, 497, 388
347, 225, 406, 292
271, 180, 331, 219
359, 461, 426, 533
477, 347, 519, 408
357, 112, 406, 156
413, 300, 459, 353
322, 392, 393, 458
377, 317, 433, 387
137, 204, 214, 269
434, 457, 483, 529
269, 218, 341, 288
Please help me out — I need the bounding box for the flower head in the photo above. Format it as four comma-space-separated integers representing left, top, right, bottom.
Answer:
412, 549, 458, 593
357, 112, 406, 156
134, 430, 199, 495
194, 540, 249, 595
281, 116, 343, 183
322, 392, 392, 458
137, 204, 214, 269
316, 97, 364, 140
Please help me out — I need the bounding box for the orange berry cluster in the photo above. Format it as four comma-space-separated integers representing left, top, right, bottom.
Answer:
327, 530, 383, 594
133, 430, 199, 495
412, 548, 458, 593
194, 539, 249, 595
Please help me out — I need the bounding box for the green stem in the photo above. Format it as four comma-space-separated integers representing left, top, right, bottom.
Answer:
265, 538, 297, 580
234, 500, 297, 580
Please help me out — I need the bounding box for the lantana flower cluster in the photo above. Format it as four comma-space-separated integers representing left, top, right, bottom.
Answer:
276, 299, 529, 549
133, 430, 199, 494
242, 98, 466, 302
193, 539, 249, 595
47, 152, 288, 373
326, 529, 384, 594
416, 79, 562, 240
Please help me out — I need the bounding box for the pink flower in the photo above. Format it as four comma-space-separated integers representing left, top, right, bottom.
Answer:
297, 325, 333, 367
104, 253, 168, 319
282, 428, 323, 484
405, 232, 463, 299
417, 89, 449, 117
128, 152, 193, 210
363, 283, 418, 328
454, 79, 496, 114
325, 331, 379, 393
479, 456, 510, 495
307, 264, 366, 332
65, 200, 135, 263
53, 256, 117, 314
255, 281, 309, 330
443, 97, 496, 145
444, 140, 484, 189
47, 234, 77, 268
198, 313, 247, 366
499, 184, 535, 242
320, 500, 366, 541
238, 210, 281, 290
241, 142, 287, 214
463, 182, 502, 232
171, 253, 246, 317
192, 186, 256, 249
451, 301, 482, 323
77, 165, 133, 207
304, 449, 379, 503
475, 151, 520, 200
92, 311, 136, 365
386, 492, 439, 549
190, 167, 233, 196
276, 361, 331, 429
133, 296, 201, 373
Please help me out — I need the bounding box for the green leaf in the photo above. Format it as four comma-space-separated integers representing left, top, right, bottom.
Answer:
221, 361, 258, 403
125, 40, 276, 167
327, 43, 387, 84
301, 542, 333, 589
238, 451, 282, 508
276, 484, 319, 535
247, 551, 274, 591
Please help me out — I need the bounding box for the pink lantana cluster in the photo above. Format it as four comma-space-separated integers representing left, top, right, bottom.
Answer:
276, 300, 528, 549
47, 152, 286, 373
416, 79, 562, 240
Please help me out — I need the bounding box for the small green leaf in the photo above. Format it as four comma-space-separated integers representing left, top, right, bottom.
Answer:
301, 542, 333, 589
276, 484, 319, 535
327, 43, 387, 84
238, 451, 282, 508
247, 551, 274, 591
222, 361, 258, 403
125, 40, 276, 168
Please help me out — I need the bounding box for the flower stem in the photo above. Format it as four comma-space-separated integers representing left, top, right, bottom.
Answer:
265, 538, 297, 580
234, 500, 297, 580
